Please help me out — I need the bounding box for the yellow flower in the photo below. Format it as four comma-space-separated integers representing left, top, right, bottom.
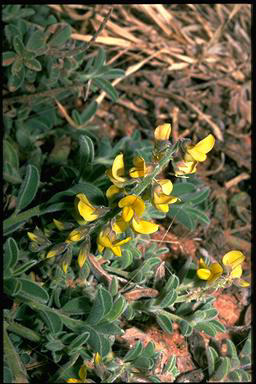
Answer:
222, 250, 250, 287
77, 242, 89, 268
27, 232, 39, 242
184, 134, 215, 162
46, 243, 67, 259
129, 156, 151, 178
174, 160, 198, 176
66, 365, 87, 383
154, 123, 172, 141
153, 179, 180, 212
62, 261, 69, 274
106, 184, 123, 199
197, 258, 223, 283
112, 215, 129, 234
97, 229, 131, 257
66, 228, 86, 243
53, 219, 65, 231
94, 352, 102, 365
75, 193, 99, 222
106, 153, 126, 187
131, 217, 159, 234
118, 195, 145, 222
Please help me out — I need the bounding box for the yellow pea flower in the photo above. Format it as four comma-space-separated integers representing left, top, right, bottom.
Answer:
66, 228, 86, 243
75, 193, 99, 222
222, 250, 250, 287
118, 195, 145, 222
154, 123, 172, 141
106, 184, 123, 199
94, 352, 102, 365
97, 229, 131, 257
66, 365, 87, 383
129, 156, 151, 178
77, 241, 89, 268
27, 232, 39, 242
106, 153, 127, 187
112, 215, 129, 234
174, 160, 198, 176
196, 258, 223, 283
153, 179, 180, 212
53, 219, 65, 231
184, 134, 215, 162
131, 217, 159, 234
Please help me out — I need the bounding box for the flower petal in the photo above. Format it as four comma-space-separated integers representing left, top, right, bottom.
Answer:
111, 245, 122, 257
113, 237, 132, 246
131, 218, 159, 234
236, 279, 250, 287
186, 147, 207, 162
106, 184, 122, 199
157, 179, 173, 195
197, 268, 211, 280
194, 134, 215, 154
122, 206, 134, 222
154, 123, 171, 140
155, 203, 169, 213
118, 195, 145, 216
222, 250, 245, 269
230, 264, 243, 279
112, 216, 129, 234
112, 153, 126, 182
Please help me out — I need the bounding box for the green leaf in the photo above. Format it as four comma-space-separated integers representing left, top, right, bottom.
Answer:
2, 51, 17, 66
13, 36, 25, 55
16, 164, 40, 213
79, 135, 95, 179
157, 290, 177, 308
47, 182, 105, 205
109, 276, 119, 296
80, 100, 98, 123
208, 319, 226, 332
3, 162, 22, 184
48, 23, 72, 47
144, 341, 155, 357
168, 205, 196, 230
238, 369, 251, 382
124, 340, 143, 362
204, 308, 218, 320
13, 260, 38, 276
164, 274, 179, 291
156, 314, 173, 334
105, 295, 127, 322
94, 47, 106, 71
188, 187, 210, 205
8, 65, 25, 92
239, 331, 251, 357
100, 68, 125, 80
206, 346, 219, 377
194, 322, 216, 337
4, 237, 19, 272
228, 370, 242, 382
4, 278, 22, 296
179, 319, 193, 336
186, 207, 210, 226
24, 58, 42, 71
61, 297, 91, 315
80, 325, 110, 357
17, 278, 49, 304
210, 357, 230, 382
11, 58, 23, 75
93, 78, 119, 102
87, 286, 113, 324
3, 139, 19, 169
134, 356, 154, 371
45, 339, 64, 352
39, 310, 63, 334
94, 321, 123, 335
68, 332, 90, 350
119, 249, 133, 269
26, 30, 46, 52
172, 182, 197, 196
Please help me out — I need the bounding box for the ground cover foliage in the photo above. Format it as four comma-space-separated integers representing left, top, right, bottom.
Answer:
3, 5, 251, 383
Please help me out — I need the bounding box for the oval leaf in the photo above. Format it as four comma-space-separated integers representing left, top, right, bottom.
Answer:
16, 164, 40, 213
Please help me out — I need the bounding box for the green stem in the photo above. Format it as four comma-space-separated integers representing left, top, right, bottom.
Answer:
4, 326, 28, 383
4, 205, 41, 233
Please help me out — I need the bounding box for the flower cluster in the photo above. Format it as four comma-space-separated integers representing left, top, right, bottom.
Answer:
197, 250, 250, 287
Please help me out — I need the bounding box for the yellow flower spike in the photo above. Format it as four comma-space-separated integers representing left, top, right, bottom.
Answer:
185, 134, 215, 162
118, 195, 145, 222
53, 219, 65, 231
154, 123, 172, 141
106, 153, 126, 187
106, 184, 123, 199
222, 250, 245, 269
174, 160, 198, 176
131, 217, 159, 234
129, 156, 151, 178
27, 232, 39, 242
75, 193, 99, 222
112, 216, 129, 234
